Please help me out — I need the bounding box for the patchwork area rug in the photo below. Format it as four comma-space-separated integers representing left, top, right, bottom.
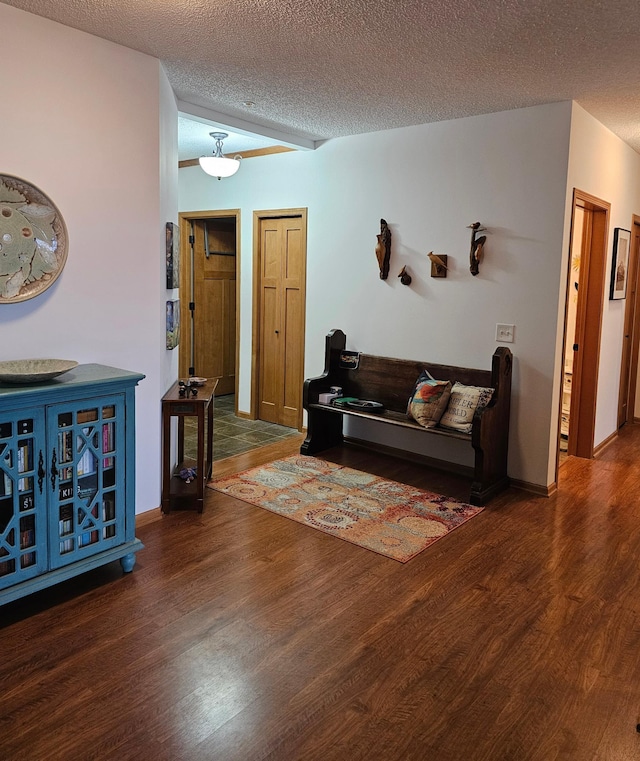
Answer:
208, 455, 483, 562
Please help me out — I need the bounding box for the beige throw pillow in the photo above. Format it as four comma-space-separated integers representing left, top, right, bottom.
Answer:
439, 382, 494, 433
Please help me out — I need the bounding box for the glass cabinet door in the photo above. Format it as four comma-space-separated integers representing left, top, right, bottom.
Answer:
47, 395, 126, 569
0, 409, 47, 589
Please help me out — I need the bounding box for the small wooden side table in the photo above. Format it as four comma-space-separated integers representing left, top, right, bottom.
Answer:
161, 378, 217, 513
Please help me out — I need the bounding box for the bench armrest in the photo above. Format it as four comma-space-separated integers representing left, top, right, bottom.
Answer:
303, 329, 347, 407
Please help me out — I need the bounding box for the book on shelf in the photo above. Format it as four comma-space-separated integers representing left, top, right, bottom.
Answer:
20, 523, 36, 567
17, 441, 31, 491
59, 503, 74, 553
19, 493, 34, 511
79, 529, 99, 547
58, 430, 72, 464
77, 447, 96, 478
77, 410, 98, 425
0, 472, 11, 498
102, 422, 114, 468
59, 538, 74, 554
102, 496, 115, 522
77, 472, 98, 499
59, 504, 73, 537
59, 483, 74, 501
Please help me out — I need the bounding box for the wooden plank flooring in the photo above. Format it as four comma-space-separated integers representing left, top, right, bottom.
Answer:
3, 429, 640, 759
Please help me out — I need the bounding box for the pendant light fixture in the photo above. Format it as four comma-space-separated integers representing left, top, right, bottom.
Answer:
198, 132, 241, 179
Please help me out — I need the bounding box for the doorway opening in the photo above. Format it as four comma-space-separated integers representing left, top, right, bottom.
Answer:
558, 190, 610, 467
178, 210, 240, 404
617, 215, 640, 429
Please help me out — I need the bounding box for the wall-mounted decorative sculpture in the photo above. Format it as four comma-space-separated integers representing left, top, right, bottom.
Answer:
468, 222, 487, 276
0, 174, 68, 303
375, 218, 392, 279
427, 252, 448, 278
398, 266, 412, 285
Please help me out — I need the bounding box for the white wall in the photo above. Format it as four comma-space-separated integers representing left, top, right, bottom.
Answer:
554, 103, 640, 464
180, 102, 573, 490
0, 4, 177, 512
2, 6, 635, 503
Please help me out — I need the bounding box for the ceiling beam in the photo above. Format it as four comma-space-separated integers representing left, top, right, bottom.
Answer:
176, 100, 317, 151
179, 145, 295, 168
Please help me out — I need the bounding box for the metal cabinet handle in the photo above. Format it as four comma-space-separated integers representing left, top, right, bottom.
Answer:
37, 450, 45, 494
50, 449, 58, 492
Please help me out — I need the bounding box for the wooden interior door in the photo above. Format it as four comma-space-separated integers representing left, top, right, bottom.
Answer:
561, 190, 609, 460
618, 217, 640, 427
179, 213, 238, 396
256, 212, 306, 428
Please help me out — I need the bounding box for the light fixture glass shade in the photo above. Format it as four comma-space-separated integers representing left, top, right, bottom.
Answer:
198, 155, 241, 178
199, 131, 241, 179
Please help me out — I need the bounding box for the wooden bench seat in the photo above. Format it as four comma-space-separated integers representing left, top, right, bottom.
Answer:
301, 329, 512, 505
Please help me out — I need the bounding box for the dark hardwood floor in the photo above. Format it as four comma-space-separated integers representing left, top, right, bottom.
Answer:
3, 429, 640, 760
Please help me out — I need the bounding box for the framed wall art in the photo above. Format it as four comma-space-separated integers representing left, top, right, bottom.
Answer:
166, 299, 180, 350
166, 222, 180, 289
0, 174, 68, 303
610, 227, 631, 300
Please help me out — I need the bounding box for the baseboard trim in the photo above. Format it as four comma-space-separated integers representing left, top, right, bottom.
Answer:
509, 479, 556, 498
594, 430, 618, 457
234, 409, 304, 433
343, 435, 474, 479
136, 506, 163, 527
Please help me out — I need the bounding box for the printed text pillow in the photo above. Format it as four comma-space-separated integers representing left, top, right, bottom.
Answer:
439, 382, 494, 433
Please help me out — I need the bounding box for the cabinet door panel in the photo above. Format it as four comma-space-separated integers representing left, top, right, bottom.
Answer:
0, 409, 47, 589
47, 395, 126, 569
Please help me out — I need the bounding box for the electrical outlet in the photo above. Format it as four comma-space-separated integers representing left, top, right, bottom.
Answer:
496, 323, 515, 343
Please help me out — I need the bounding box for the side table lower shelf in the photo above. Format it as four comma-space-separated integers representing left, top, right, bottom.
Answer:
161, 378, 217, 513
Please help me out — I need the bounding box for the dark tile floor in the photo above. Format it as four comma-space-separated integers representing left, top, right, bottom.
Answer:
184, 393, 300, 462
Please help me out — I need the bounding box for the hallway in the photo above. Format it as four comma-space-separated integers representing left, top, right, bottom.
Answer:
184, 393, 300, 462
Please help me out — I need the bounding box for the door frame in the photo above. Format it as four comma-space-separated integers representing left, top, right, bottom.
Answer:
558, 189, 610, 466
178, 209, 241, 408
251, 208, 308, 427
618, 214, 640, 427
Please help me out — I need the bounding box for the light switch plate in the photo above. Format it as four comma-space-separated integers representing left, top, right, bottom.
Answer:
496, 323, 515, 343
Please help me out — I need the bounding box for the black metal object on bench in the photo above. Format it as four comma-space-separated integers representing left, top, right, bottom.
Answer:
301, 329, 512, 505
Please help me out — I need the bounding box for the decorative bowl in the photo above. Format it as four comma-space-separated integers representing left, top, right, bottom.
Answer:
189, 377, 207, 386
0, 359, 78, 384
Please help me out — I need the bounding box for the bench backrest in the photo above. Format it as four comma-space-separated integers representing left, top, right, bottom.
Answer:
337, 354, 493, 415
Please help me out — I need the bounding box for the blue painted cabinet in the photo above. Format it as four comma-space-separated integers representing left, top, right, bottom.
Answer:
0, 365, 144, 605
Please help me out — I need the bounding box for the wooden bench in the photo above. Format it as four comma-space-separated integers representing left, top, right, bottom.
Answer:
301, 329, 512, 505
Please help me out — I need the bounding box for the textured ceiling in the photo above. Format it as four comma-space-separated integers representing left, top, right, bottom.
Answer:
5, 0, 640, 157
